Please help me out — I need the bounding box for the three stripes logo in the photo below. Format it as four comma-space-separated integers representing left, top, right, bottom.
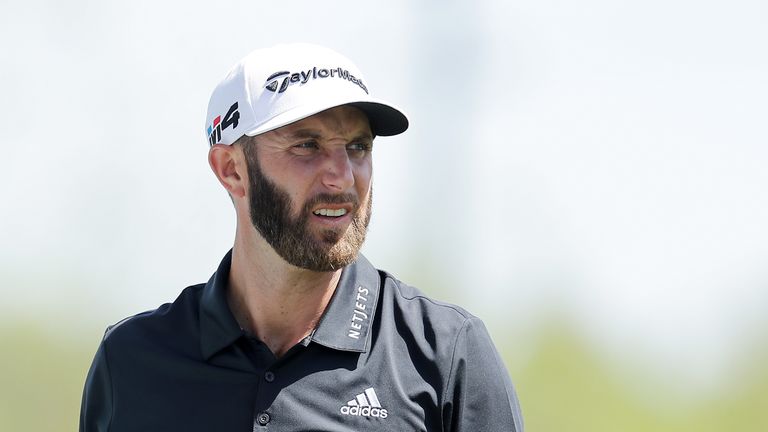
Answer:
339, 387, 388, 419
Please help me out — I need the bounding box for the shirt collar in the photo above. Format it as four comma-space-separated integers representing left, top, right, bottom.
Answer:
310, 254, 381, 353
199, 250, 243, 360
199, 250, 381, 360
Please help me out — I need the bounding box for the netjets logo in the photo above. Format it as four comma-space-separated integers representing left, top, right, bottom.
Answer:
264, 66, 369, 95
339, 387, 388, 419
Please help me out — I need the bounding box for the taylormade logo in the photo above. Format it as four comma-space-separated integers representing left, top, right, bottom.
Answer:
340, 387, 388, 419
264, 66, 369, 95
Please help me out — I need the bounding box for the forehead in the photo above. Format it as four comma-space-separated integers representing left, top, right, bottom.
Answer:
260, 105, 372, 142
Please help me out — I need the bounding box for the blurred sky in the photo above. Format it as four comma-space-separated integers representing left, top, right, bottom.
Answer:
2, 0, 767, 399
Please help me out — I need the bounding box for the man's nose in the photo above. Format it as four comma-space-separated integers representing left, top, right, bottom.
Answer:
321, 149, 355, 191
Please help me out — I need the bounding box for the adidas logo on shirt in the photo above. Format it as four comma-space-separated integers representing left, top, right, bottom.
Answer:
339, 387, 388, 418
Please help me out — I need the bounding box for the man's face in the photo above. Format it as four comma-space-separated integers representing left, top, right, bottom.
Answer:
241, 106, 374, 272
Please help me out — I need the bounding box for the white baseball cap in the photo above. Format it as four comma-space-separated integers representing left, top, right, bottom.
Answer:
205, 43, 409, 146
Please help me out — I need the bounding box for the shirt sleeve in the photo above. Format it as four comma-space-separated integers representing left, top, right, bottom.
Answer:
79, 335, 113, 432
442, 317, 524, 432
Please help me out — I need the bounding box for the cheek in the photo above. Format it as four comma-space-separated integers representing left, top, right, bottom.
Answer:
353, 160, 373, 189
355, 175, 372, 201
265, 159, 309, 189
260, 166, 312, 215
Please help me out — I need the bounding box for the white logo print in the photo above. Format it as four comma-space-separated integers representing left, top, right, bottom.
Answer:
348, 286, 369, 339
339, 387, 388, 419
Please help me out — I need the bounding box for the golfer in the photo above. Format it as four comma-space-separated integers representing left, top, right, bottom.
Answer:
80, 43, 523, 431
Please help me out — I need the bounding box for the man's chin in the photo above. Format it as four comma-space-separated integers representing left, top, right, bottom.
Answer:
273, 234, 361, 272
288, 252, 359, 273
318, 229, 345, 244
316, 239, 363, 268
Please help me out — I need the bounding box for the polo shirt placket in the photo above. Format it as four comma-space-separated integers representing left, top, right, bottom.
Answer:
199, 251, 381, 431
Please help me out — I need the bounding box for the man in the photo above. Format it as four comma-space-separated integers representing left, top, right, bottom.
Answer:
80, 43, 523, 431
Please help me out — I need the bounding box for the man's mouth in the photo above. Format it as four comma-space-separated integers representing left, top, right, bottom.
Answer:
313, 208, 349, 217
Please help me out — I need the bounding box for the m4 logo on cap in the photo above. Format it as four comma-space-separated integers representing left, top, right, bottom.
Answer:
207, 102, 240, 145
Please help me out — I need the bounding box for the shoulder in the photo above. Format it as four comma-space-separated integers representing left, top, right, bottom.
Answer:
101, 284, 205, 353
379, 270, 476, 325
375, 270, 486, 359
376, 272, 524, 430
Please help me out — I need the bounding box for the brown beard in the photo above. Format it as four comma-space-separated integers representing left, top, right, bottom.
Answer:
243, 142, 372, 271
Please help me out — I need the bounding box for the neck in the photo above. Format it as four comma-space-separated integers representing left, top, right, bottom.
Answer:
227, 229, 342, 358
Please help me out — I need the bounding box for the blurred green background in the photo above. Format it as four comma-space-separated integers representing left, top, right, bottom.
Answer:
2, 1, 767, 430
2, 319, 766, 430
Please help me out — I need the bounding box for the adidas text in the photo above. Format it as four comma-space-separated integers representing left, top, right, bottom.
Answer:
340, 406, 388, 418
340, 387, 388, 419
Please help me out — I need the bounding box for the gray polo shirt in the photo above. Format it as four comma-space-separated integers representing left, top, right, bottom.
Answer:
80, 251, 523, 431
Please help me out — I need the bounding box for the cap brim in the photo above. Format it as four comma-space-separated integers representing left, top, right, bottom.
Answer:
348, 101, 409, 137
244, 98, 408, 138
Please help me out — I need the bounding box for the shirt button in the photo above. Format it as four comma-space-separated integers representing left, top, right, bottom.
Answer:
256, 412, 270, 426
264, 371, 275, 383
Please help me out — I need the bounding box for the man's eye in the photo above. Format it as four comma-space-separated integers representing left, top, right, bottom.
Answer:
348, 142, 373, 153
292, 141, 318, 155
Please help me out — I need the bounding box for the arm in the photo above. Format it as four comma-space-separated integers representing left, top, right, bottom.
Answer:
79, 337, 113, 432
442, 317, 524, 432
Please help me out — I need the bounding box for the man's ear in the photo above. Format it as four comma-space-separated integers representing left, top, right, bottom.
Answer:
208, 144, 247, 199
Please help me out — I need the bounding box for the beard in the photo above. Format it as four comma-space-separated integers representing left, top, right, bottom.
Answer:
243, 145, 372, 272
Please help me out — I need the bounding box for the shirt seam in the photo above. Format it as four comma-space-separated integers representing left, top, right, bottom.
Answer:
441, 315, 471, 425
102, 336, 115, 431
384, 273, 473, 319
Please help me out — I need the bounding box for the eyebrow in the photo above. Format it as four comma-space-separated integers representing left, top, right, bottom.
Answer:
287, 129, 323, 140
286, 129, 374, 142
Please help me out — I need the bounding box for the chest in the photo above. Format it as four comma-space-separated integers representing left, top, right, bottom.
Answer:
112, 343, 444, 432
